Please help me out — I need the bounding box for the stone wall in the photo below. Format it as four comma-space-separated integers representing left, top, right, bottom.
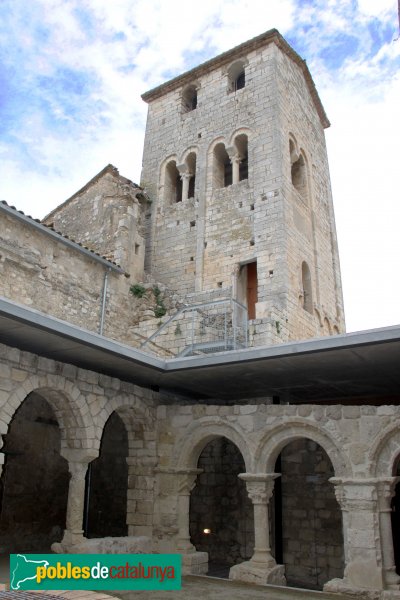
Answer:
43, 165, 148, 282
0, 209, 155, 349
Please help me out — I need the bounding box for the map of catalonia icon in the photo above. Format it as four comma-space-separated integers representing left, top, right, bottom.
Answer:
11, 554, 49, 590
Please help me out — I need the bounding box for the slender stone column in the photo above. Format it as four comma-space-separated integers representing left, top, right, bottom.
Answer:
226, 147, 241, 184
173, 468, 208, 575
231, 155, 242, 184
181, 173, 191, 202
377, 477, 400, 589
229, 473, 286, 586
325, 478, 400, 593
176, 468, 202, 553
59, 449, 97, 549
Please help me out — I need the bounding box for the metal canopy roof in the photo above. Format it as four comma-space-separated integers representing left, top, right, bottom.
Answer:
1, 297, 400, 403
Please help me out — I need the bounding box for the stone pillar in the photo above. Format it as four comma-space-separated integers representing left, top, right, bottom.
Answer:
229, 473, 286, 586
174, 468, 208, 574
324, 478, 400, 594
59, 449, 97, 549
126, 456, 157, 537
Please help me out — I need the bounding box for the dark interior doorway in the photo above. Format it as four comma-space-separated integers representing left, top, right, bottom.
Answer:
84, 412, 128, 538
0, 392, 69, 552
189, 437, 254, 578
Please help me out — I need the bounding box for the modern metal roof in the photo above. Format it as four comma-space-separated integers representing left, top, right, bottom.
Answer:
1, 296, 399, 403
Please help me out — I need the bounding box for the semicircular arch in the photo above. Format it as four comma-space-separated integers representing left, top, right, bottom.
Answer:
255, 419, 351, 477
173, 418, 253, 472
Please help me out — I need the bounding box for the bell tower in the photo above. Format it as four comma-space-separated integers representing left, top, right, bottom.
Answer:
140, 29, 345, 345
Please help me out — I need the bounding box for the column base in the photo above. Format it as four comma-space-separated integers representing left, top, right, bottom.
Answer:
324, 578, 382, 599
181, 551, 208, 575
229, 560, 286, 586
51, 529, 86, 553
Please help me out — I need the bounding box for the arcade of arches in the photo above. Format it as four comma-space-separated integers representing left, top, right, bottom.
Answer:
1, 348, 400, 596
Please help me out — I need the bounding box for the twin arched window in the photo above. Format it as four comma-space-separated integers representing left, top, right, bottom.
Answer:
164, 152, 197, 204
213, 134, 248, 189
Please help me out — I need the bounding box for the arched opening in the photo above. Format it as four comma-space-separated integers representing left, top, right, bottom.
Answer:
186, 152, 197, 199
165, 160, 182, 204
273, 438, 344, 590
234, 134, 248, 181
391, 458, 400, 574
228, 61, 246, 93
323, 317, 332, 336
0, 392, 69, 551
302, 261, 313, 313
190, 437, 254, 577
290, 144, 309, 203
213, 143, 231, 189
84, 412, 128, 538
182, 84, 197, 112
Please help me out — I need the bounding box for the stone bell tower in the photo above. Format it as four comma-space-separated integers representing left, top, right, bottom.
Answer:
140, 29, 345, 345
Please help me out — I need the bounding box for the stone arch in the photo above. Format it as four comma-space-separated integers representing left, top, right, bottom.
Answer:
0, 375, 91, 451
228, 126, 253, 147
179, 145, 199, 165
94, 393, 154, 447
255, 419, 351, 477
158, 154, 180, 204
369, 423, 400, 477
174, 419, 253, 472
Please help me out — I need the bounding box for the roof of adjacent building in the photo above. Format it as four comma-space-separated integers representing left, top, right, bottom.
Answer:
142, 29, 330, 129
43, 164, 144, 223
1, 296, 399, 404
0, 200, 126, 273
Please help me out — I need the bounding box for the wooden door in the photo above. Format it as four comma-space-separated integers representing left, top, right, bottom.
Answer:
246, 262, 258, 320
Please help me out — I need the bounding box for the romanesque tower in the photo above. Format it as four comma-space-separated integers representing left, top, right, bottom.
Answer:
141, 29, 345, 345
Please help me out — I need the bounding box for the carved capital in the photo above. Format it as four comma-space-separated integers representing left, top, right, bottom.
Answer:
239, 473, 280, 505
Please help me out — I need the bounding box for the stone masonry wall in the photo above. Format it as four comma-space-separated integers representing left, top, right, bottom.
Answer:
275, 47, 345, 339
0, 210, 155, 349
43, 166, 149, 282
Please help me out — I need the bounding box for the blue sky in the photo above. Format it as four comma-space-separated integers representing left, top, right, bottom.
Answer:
0, 0, 399, 333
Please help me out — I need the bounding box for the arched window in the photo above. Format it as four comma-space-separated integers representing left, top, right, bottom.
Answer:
301, 261, 313, 313
182, 84, 197, 112
290, 140, 309, 203
165, 160, 182, 204
228, 60, 246, 93
234, 134, 248, 181
213, 143, 231, 188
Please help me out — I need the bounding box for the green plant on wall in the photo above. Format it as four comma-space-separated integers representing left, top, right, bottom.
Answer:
153, 286, 166, 318
130, 283, 146, 298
